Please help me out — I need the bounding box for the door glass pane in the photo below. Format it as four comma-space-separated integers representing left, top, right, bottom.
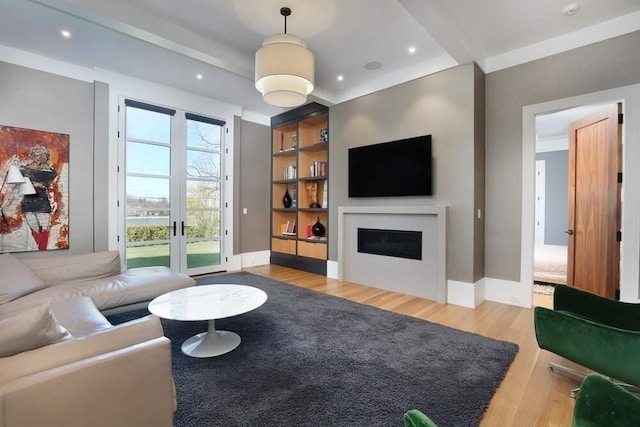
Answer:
187, 121, 221, 151
125, 105, 172, 269
185, 116, 223, 270
187, 240, 221, 269
186, 210, 220, 238
126, 108, 171, 143
187, 180, 220, 209
127, 142, 170, 175
186, 151, 221, 179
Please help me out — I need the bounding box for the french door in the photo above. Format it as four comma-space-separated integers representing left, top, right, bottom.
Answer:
121, 99, 227, 275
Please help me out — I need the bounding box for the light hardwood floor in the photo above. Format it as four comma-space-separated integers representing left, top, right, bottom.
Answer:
242, 264, 577, 427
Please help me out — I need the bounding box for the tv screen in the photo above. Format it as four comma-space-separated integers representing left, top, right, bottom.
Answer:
348, 135, 432, 197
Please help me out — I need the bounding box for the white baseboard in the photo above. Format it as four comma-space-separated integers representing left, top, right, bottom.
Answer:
327, 260, 339, 279
447, 277, 532, 309
447, 279, 485, 308
239, 250, 271, 269
484, 277, 532, 308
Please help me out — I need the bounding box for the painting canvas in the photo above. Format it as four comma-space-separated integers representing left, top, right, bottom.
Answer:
0, 125, 69, 252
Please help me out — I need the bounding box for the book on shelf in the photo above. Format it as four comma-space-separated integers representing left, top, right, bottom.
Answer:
309, 161, 328, 177
281, 220, 296, 236
321, 183, 328, 209
283, 165, 297, 180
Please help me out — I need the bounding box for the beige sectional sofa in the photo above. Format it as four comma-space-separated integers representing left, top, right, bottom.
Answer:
0, 250, 196, 427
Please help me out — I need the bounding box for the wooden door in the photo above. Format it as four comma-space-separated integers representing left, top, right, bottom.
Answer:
567, 103, 621, 298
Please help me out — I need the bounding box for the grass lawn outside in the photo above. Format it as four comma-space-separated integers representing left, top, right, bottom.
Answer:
126, 241, 220, 269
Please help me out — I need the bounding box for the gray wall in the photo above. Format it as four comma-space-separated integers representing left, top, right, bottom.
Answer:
234, 117, 271, 254
535, 150, 568, 246
329, 63, 484, 283
0, 61, 96, 258
1, 60, 270, 262
485, 30, 640, 281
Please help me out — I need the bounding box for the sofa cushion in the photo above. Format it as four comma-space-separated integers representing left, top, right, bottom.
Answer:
50, 296, 112, 338
0, 253, 46, 304
0, 302, 72, 357
23, 250, 121, 287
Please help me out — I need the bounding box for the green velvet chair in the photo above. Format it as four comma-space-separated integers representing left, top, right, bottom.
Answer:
403, 373, 640, 427
534, 284, 640, 395
403, 409, 438, 427
573, 373, 640, 427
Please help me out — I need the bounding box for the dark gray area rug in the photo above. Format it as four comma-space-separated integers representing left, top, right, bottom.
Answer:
108, 272, 518, 427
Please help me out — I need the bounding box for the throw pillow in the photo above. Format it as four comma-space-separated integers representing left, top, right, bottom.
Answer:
0, 253, 46, 304
0, 302, 72, 357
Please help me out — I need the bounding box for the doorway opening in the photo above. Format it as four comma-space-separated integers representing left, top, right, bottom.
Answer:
521, 84, 640, 307
532, 104, 618, 307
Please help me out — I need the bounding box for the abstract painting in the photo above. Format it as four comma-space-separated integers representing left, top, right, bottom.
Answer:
0, 125, 69, 252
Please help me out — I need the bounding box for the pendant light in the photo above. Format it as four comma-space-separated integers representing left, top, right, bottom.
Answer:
255, 7, 314, 107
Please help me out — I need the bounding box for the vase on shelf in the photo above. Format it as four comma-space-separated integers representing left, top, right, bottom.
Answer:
282, 186, 292, 208
311, 216, 325, 237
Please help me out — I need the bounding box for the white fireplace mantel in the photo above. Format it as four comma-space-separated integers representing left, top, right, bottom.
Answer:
337, 205, 448, 303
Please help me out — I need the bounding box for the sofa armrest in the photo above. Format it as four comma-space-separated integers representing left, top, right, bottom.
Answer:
0, 314, 163, 384
22, 251, 121, 286
0, 337, 174, 427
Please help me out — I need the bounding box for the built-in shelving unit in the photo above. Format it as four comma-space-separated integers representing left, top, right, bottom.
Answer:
270, 102, 328, 275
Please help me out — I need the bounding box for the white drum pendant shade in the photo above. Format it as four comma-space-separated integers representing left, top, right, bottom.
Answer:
255, 33, 314, 107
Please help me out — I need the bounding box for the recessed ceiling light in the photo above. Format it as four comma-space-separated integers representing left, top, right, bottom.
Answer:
196, 74, 203, 80
337, 75, 344, 82
408, 46, 416, 55
364, 61, 382, 71
60, 29, 71, 39
562, 2, 580, 16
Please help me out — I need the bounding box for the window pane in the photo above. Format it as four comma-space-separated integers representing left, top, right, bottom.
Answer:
186, 150, 220, 179
127, 142, 170, 176
126, 107, 171, 143
126, 243, 170, 269
186, 240, 220, 269
186, 210, 220, 238
127, 176, 170, 208
187, 120, 221, 151
186, 180, 220, 209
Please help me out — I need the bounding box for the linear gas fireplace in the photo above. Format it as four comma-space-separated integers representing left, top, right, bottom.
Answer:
338, 206, 447, 303
357, 228, 422, 260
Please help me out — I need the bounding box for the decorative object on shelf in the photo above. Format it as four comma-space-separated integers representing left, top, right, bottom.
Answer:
320, 128, 328, 143
254, 7, 314, 107
305, 181, 321, 208
280, 132, 284, 151
311, 216, 326, 237
282, 185, 292, 208
292, 132, 297, 148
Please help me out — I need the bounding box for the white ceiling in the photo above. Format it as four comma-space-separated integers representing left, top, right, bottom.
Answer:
1, 0, 639, 118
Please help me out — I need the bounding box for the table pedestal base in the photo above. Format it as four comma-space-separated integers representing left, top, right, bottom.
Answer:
181, 319, 241, 358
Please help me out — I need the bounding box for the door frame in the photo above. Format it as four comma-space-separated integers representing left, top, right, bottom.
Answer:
534, 160, 545, 245
522, 84, 640, 303
105, 75, 239, 273
117, 98, 230, 274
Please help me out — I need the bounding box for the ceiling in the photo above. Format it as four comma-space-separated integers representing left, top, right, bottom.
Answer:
1, 0, 640, 119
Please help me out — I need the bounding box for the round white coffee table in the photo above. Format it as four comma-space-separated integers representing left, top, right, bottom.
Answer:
148, 284, 267, 358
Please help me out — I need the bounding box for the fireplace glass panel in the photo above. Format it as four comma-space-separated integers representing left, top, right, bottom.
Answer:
357, 228, 422, 260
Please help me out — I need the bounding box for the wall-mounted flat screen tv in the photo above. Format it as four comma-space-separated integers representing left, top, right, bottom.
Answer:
348, 135, 432, 197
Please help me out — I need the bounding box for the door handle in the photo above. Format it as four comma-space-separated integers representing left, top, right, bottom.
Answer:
564, 229, 574, 235
181, 221, 185, 236
172, 221, 177, 237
